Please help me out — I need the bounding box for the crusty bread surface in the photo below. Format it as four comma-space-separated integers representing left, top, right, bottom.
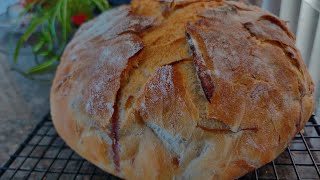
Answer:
51, 1, 315, 179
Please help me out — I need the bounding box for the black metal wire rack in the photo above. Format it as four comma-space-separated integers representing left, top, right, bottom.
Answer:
1, 114, 320, 180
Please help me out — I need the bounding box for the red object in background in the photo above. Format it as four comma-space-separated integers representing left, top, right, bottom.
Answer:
71, 14, 88, 26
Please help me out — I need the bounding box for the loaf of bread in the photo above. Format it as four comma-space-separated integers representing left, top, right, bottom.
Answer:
51, 0, 315, 179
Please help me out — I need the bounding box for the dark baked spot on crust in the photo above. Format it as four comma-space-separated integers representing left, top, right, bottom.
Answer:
134, 110, 145, 125
172, 157, 180, 167
278, 135, 281, 144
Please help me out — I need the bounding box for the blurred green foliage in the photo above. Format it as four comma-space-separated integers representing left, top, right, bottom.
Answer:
14, 0, 110, 75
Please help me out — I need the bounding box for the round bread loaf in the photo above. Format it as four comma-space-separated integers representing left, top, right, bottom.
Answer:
51, 0, 315, 179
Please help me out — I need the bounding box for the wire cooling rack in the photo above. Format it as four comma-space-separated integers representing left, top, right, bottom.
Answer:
0, 114, 320, 180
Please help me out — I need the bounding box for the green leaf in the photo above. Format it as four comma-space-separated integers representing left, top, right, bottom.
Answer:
21, 18, 43, 41
61, 0, 68, 43
14, 13, 48, 62
13, 39, 23, 63
92, 0, 110, 11
38, 50, 52, 57
48, 16, 58, 43
11, 66, 52, 82
27, 56, 58, 75
41, 28, 50, 42
59, 0, 73, 41
32, 39, 45, 53
56, 0, 63, 24
41, 28, 53, 50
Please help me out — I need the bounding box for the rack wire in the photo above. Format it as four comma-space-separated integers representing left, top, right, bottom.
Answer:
1, 114, 320, 180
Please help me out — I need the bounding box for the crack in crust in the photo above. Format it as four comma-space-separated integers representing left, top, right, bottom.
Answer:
186, 29, 215, 102
66, 7, 156, 173
55, 74, 72, 93
243, 22, 303, 76
159, 0, 224, 16
196, 123, 258, 133
257, 15, 295, 40
163, 58, 193, 66
110, 94, 121, 172
196, 116, 258, 134
109, 41, 147, 173
225, 1, 255, 11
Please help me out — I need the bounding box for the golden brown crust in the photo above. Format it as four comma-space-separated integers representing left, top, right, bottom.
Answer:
51, 1, 315, 180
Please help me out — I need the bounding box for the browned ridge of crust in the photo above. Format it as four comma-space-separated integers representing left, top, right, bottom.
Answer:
186, 28, 215, 102
50, 1, 315, 180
